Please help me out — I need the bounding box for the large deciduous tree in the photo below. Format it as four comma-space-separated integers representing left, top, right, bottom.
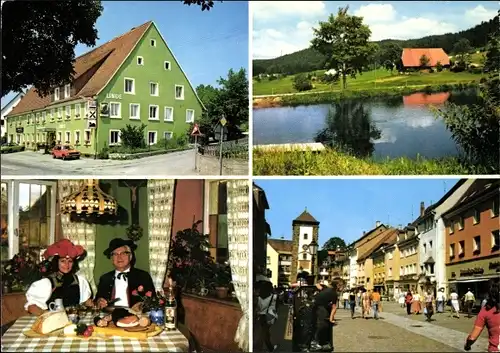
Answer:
194, 68, 248, 143
437, 27, 500, 173
322, 237, 347, 250
2, 0, 103, 97
310, 6, 375, 89
183, 0, 220, 11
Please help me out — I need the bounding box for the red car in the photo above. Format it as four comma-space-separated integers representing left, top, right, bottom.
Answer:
52, 144, 81, 160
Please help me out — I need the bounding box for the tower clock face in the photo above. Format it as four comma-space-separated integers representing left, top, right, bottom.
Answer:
302, 244, 309, 251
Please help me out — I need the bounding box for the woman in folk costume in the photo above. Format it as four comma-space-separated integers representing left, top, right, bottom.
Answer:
25, 239, 93, 316
94, 238, 155, 312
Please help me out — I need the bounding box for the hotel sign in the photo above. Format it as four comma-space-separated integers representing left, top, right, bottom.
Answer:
15, 127, 23, 133
106, 93, 122, 99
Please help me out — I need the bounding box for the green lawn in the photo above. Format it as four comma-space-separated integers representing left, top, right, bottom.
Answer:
252, 148, 477, 176
253, 69, 485, 96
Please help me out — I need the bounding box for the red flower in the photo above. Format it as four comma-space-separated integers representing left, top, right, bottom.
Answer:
138, 285, 144, 292
159, 299, 165, 305
132, 289, 139, 296
145, 291, 152, 297
41, 267, 47, 273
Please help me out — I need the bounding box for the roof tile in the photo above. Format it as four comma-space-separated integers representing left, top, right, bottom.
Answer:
8, 21, 152, 117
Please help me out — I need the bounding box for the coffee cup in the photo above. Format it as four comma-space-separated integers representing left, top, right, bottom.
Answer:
48, 299, 64, 312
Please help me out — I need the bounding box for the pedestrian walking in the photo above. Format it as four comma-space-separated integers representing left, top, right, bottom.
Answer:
424, 290, 434, 322
310, 283, 337, 352
436, 288, 446, 313
349, 290, 356, 319
405, 291, 413, 315
371, 288, 381, 320
361, 288, 371, 319
342, 291, 349, 310
398, 292, 405, 308
256, 275, 278, 353
357, 290, 361, 307
464, 288, 476, 318
450, 289, 460, 318
464, 279, 500, 352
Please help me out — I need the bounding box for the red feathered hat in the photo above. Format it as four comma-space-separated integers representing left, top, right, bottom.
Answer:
43, 239, 85, 260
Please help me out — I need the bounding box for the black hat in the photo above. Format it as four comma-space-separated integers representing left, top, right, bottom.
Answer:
104, 238, 137, 258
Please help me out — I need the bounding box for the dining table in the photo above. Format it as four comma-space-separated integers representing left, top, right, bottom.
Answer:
1, 313, 189, 352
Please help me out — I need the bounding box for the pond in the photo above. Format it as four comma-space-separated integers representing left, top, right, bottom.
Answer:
253, 89, 479, 160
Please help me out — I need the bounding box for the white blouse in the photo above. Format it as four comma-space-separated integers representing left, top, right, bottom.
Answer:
24, 274, 92, 311
257, 294, 278, 319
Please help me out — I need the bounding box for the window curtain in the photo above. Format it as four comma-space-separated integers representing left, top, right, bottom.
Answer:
58, 180, 97, 294
227, 180, 250, 352
147, 179, 175, 291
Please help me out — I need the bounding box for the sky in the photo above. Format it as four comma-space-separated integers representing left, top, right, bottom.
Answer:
255, 178, 462, 247
1, 0, 248, 109
253, 1, 499, 59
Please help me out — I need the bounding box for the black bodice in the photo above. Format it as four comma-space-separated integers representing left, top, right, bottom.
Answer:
47, 273, 81, 307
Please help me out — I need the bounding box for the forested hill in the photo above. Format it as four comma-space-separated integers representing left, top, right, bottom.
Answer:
253, 14, 498, 76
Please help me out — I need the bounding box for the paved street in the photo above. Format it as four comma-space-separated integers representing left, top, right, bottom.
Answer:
1, 150, 201, 176
269, 302, 489, 352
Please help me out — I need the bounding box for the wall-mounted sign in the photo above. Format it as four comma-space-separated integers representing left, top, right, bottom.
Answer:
106, 93, 122, 100
489, 261, 500, 270
460, 267, 484, 276
15, 127, 23, 133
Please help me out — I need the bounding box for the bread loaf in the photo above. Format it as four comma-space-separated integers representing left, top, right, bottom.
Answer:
32, 311, 70, 334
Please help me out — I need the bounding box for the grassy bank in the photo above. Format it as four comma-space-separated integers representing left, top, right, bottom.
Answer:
253, 68, 485, 96
253, 148, 473, 175
254, 82, 478, 108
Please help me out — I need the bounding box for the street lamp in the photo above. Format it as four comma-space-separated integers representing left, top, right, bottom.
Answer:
308, 240, 319, 282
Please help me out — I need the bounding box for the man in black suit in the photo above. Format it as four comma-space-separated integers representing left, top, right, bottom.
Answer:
95, 238, 155, 310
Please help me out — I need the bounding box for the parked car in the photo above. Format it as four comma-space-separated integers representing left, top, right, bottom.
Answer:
52, 144, 81, 160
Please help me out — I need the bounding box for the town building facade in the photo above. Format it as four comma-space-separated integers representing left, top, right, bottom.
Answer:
5, 21, 203, 156
267, 238, 293, 287
253, 183, 270, 276
290, 209, 319, 283
444, 179, 500, 300
397, 225, 420, 293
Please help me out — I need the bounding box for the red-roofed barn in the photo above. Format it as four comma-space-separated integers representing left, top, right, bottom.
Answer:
401, 48, 450, 68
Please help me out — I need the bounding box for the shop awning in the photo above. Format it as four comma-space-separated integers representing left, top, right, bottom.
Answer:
449, 278, 490, 283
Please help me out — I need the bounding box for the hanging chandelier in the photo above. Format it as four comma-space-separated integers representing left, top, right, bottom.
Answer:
60, 179, 117, 216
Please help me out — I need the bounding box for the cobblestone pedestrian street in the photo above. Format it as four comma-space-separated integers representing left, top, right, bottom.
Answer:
269, 303, 490, 352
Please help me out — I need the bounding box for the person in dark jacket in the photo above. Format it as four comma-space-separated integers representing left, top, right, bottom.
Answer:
95, 238, 155, 311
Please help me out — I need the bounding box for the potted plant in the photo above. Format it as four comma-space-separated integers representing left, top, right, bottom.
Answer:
168, 220, 214, 294
2, 250, 42, 292
131, 286, 168, 325
213, 263, 232, 299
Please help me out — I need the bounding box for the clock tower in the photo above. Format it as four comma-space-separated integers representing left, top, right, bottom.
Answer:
291, 208, 320, 283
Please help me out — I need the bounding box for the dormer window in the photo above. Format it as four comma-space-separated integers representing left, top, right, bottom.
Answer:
150, 39, 156, 47
64, 84, 70, 98
54, 88, 60, 101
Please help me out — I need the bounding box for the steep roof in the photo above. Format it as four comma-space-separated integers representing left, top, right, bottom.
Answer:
401, 48, 450, 67
413, 179, 468, 225
1, 91, 25, 114
292, 209, 319, 225
268, 238, 293, 253
8, 21, 152, 117
358, 228, 398, 262
443, 179, 500, 217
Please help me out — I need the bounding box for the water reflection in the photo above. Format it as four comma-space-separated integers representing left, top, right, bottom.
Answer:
403, 92, 450, 106
253, 89, 479, 159
314, 102, 382, 158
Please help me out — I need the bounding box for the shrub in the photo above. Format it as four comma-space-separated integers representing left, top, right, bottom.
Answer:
119, 124, 147, 149
293, 74, 313, 92
436, 61, 443, 72
268, 75, 277, 81
97, 145, 109, 159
